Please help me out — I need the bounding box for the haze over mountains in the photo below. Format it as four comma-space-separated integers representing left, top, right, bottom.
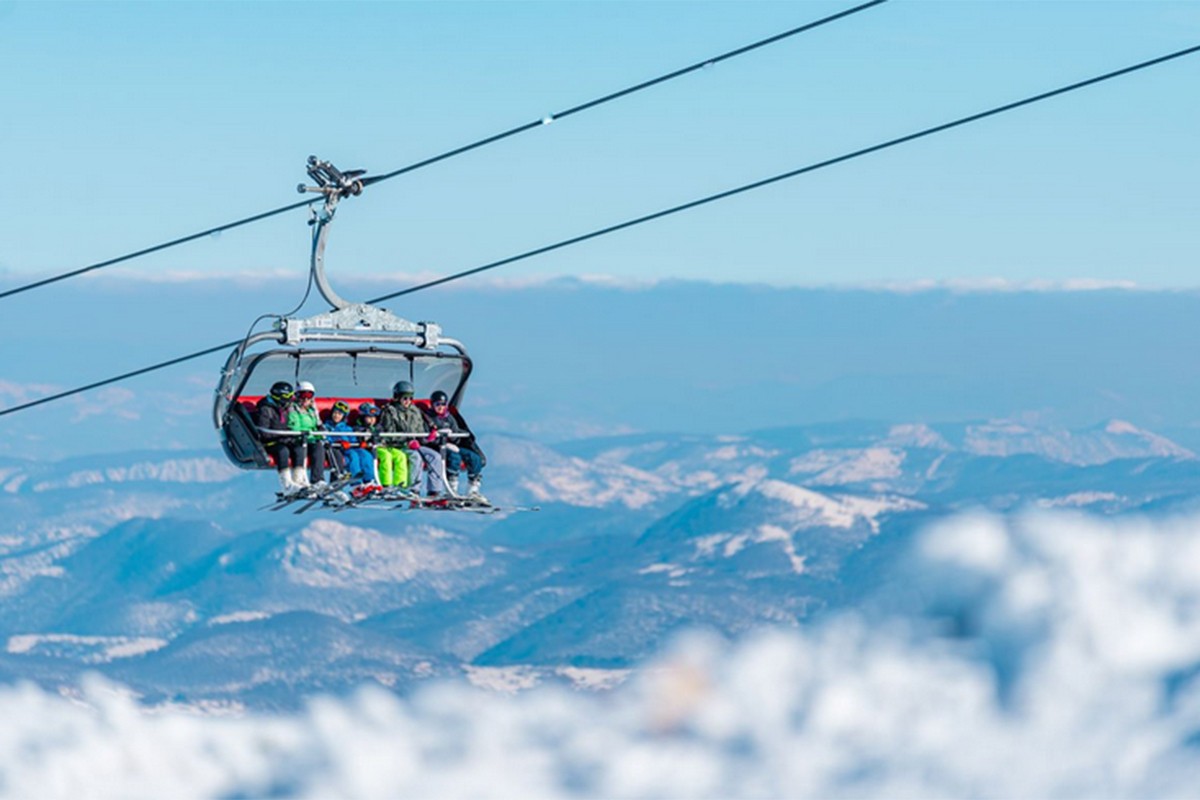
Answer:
5, 278, 1200, 457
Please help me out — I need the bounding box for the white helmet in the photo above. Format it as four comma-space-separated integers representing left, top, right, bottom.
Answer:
296, 380, 316, 394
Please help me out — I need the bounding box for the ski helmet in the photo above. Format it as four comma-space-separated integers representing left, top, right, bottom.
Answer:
269, 381, 293, 400
332, 400, 350, 416
296, 380, 316, 395
393, 380, 415, 399
431, 390, 449, 406
358, 402, 380, 417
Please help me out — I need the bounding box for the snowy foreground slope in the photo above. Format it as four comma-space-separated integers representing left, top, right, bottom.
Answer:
2, 510, 1200, 798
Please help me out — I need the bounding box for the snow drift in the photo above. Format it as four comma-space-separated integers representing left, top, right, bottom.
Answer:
2, 509, 1200, 799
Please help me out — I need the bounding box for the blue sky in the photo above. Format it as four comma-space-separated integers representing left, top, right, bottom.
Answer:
1, 1, 1199, 290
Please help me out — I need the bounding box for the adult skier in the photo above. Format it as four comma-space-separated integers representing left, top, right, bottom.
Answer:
426, 389, 487, 500
256, 381, 305, 493
287, 380, 326, 487
373, 391, 408, 490
379, 381, 448, 496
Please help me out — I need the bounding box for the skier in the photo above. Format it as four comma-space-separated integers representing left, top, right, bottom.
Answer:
287, 380, 326, 487
379, 380, 448, 496
425, 389, 487, 500
322, 400, 354, 481
373, 389, 408, 490
353, 402, 383, 488
255, 381, 305, 494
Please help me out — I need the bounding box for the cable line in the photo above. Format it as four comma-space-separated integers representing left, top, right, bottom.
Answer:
359, 0, 889, 188
2, 41, 1197, 420
0, 0, 887, 303
363, 43, 1200, 302
0, 199, 319, 303
1, 343, 241, 417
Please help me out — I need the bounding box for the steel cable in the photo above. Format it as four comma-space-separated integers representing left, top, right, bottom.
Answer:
0, 0, 888, 302
2, 41, 1197, 418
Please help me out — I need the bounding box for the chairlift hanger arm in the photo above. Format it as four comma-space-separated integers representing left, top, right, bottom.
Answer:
296, 156, 366, 311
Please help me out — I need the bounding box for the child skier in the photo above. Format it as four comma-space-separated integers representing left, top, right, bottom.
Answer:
321, 400, 354, 481
352, 402, 383, 488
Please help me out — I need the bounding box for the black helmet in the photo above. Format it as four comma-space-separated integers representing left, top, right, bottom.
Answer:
270, 381, 294, 400
393, 380, 415, 399
331, 400, 351, 415
431, 390, 449, 406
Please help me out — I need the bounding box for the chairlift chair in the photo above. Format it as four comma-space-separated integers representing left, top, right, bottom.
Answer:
212, 157, 477, 473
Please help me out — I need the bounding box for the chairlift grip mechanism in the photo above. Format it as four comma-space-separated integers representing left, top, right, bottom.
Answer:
296, 156, 366, 311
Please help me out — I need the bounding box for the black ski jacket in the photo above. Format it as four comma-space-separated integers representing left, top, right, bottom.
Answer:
254, 397, 291, 443
424, 409, 487, 468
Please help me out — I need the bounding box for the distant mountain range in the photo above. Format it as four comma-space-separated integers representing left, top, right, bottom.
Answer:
1, 415, 1198, 708
8, 281, 1200, 460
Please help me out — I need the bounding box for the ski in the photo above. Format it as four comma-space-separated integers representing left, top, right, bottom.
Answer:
391, 494, 540, 514
329, 483, 392, 512
264, 479, 540, 514
262, 491, 308, 512
291, 476, 357, 514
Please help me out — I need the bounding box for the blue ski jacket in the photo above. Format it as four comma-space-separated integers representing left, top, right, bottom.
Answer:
323, 419, 355, 446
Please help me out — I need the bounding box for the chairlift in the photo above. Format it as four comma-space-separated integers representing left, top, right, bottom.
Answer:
212, 158, 489, 510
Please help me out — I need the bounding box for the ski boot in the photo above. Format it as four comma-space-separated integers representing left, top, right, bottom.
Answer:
277, 469, 301, 497
467, 475, 488, 505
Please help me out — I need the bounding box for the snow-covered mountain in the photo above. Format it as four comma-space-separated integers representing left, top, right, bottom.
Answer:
960, 418, 1195, 464
1, 417, 1199, 708
638, 479, 924, 579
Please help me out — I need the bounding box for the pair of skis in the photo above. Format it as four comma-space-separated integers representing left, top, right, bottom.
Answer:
262, 482, 537, 515
261, 475, 356, 514
328, 486, 525, 514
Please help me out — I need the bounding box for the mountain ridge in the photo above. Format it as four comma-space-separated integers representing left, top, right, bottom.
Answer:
2, 416, 1199, 707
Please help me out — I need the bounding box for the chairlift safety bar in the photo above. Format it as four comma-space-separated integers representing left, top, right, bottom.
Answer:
255, 429, 471, 440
